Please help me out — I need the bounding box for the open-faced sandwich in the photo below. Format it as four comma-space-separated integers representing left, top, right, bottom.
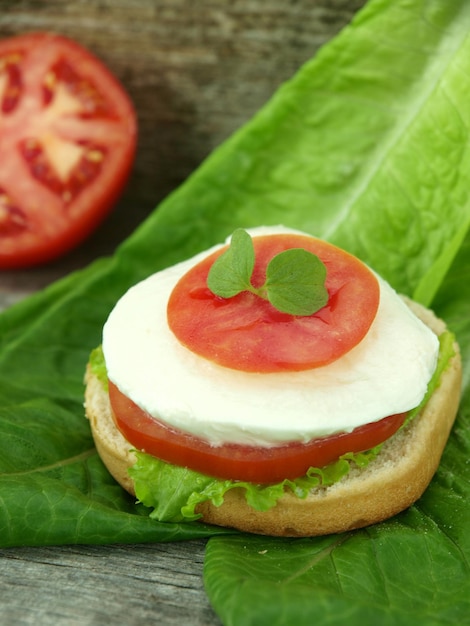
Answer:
84, 226, 461, 536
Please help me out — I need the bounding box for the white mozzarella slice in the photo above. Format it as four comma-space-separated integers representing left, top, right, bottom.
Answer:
103, 227, 439, 447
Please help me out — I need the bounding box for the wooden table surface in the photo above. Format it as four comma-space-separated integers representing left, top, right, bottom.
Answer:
0, 2, 365, 624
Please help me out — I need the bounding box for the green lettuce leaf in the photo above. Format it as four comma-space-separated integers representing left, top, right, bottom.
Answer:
130, 452, 358, 523
201, 3, 470, 623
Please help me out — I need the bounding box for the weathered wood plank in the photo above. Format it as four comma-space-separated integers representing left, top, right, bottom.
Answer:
0, 541, 220, 625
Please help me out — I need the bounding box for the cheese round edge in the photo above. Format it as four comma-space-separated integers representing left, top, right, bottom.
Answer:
102, 227, 440, 447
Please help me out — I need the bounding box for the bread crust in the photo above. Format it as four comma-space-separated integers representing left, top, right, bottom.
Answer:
84, 300, 461, 536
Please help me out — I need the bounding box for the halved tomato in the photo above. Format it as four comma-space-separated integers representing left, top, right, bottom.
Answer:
0, 32, 137, 268
168, 234, 380, 372
109, 381, 406, 484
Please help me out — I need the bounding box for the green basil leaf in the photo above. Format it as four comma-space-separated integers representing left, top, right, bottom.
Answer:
207, 228, 255, 297
208, 230, 328, 315
265, 248, 328, 315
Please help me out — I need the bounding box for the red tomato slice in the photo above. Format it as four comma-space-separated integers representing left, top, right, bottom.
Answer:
168, 234, 380, 372
0, 32, 137, 268
109, 381, 406, 483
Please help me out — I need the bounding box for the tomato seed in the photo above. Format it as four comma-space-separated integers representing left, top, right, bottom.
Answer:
86, 149, 103, 162
1, 56, 22, 113
19, 137, 105, 205
0, 191, 28, 236
50, 59, 109, 116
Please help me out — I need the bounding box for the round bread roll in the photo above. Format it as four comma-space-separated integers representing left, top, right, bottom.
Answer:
84, 299, 461, 537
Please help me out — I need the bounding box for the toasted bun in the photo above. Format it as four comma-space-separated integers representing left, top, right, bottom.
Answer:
84, 299, 461, 536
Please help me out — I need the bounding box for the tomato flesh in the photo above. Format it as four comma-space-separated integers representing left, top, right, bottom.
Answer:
109, 381, 406, 484
168, 234, 380, 372
0, 33, 137, 268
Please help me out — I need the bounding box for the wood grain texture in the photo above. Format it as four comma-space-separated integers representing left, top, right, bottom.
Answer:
0, 2, 366, 624
0, 542, 219, 625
